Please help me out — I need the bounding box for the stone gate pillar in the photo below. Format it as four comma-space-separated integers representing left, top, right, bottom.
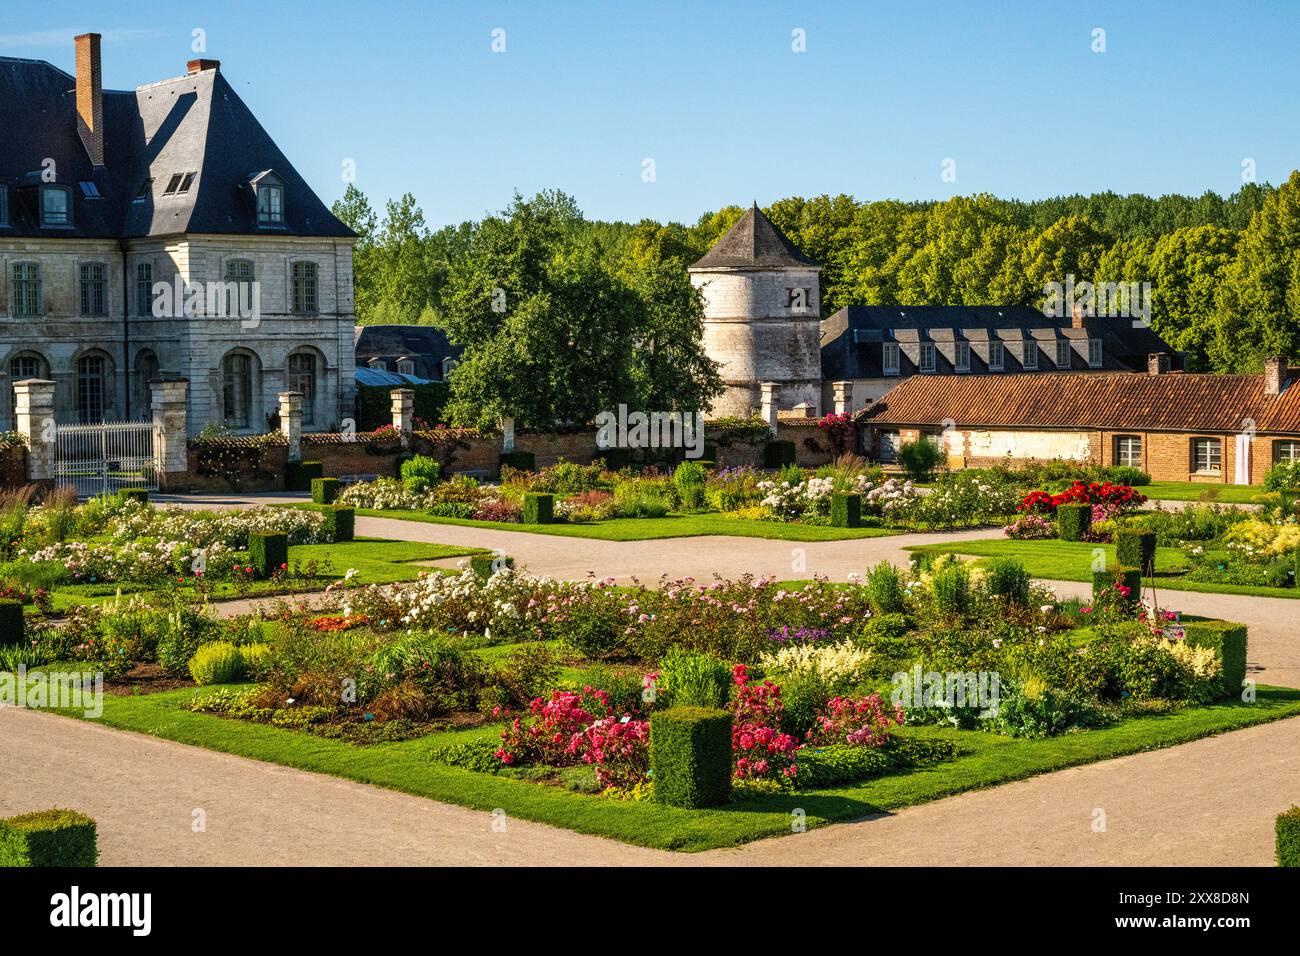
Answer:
13, 379, 56, 484
150, 378, 189, 490
391, 388, 414, 450
832, 381, 853, 416
279, 391, 303, 462
759, 382, 780, 435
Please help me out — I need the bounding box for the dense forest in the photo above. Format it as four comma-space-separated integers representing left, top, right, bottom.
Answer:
332, 172, 1300, 378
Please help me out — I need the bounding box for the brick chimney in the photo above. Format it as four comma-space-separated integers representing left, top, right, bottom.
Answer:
1264, 356, 1288, 397
1070, 302, 1088, 330
75, 33, 104, 167
1148, 352, 1170, 376
187, 59, 221, 75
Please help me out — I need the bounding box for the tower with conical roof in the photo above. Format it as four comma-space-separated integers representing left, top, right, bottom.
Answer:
688, 204, 822, 418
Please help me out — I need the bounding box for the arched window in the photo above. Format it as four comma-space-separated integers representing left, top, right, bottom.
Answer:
133, 349, 159, 419
287, 351, 318, 426
222, 352, 254, 428
291, 261, 318, 314
8, 352, 48, 427
77, 354, 107, 423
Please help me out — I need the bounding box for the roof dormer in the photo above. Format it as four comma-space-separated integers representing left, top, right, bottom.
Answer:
249, 170, 286, 228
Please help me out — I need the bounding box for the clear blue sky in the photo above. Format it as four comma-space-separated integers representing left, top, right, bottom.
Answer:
4, 0, 1297, 227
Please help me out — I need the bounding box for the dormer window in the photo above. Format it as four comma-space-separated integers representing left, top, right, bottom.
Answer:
397, 359, 415, 376
78, 181, 101, 199
40, 185, 71, 226
163, 173, 196, 196
134, 179, 152, 203
258, 185, 284, 226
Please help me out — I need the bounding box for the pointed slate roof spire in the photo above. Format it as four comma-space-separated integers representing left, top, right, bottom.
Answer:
690, 202, 818, 270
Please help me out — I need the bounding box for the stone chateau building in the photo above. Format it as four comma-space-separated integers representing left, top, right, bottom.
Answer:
0, 34, 356, 435
689, 205, 1177, 420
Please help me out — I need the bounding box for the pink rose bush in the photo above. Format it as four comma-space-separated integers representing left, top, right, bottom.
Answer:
731, 665, 800, 781
809, 693, 904, 747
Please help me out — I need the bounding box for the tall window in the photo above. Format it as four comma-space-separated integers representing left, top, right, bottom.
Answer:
882, 342, 900, 375
1191, 438, 1222, 474
1274, 440, 1300, 463
76, 355, 106, 423
136, 262, 154, 316
41, 186, 71, 226
133, 350, 159, 419
1088, 338, 1103, 368
955, 342, 971, 372
257, 185, 284, 226
287, 352, 317, 426
919, 343, 936, 373
291, 261, 318, 314
988, 340, 1004, 371
222, 353, 253, 428
1022, 341, 1038, 370
1055, 341, 1071, 368
80, 263, 107, 316
11, 263, 42, 317
1114, 435, 1142, 467
224, 259, 256, 315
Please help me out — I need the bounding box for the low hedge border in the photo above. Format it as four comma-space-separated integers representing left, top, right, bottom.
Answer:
501, 451, 536, 472
1183, 617, 1248, 698
762, 440, 795, 469
0, 598, 23, 646
470, 554, 514, 580
285, 460, 323, 492
1278, 806, 1300, 867
311, 477, 340, 504
1116, 528, 1157, 574
1056, 503, 1091, 541
0, 809, 97, 866
248, 532, 288, 579
522, 493, 554, 525
320, 506, 355, 543
650, 707, 732, 808
830, 493, 861, 528
119, 489, 149, 504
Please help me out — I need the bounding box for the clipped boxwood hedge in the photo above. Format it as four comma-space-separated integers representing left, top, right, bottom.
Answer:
471, 554, 514, 580
119, 488, 149, 504
311, 477, 340, 504
650, 707, 732, 808
500, 450, 536, 472
597, 447, 632, 471
1278, 806, 1300, 867
762, 439, 796, 469
248, 531, 288, 579
0, 598, 23, 646
522, 493, 554, 525
1183, 617, 1248, 698
1115, 527, 1157, 574
830, 493, 861, 528
285, 460, 323, 492
1056, 502, 1091, 541
321, 506, 354, 543
1092, 566, 1141, 601
0, 809, 97, 867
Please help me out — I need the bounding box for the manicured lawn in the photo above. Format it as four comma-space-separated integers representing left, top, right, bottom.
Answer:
41, 538, 486, 613
907, 537, 1300, 600
54, 686, 1300, 852
295, 504, 899, 542
1142, 481, 1269, 505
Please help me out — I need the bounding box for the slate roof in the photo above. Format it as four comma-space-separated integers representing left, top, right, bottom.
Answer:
354, 325, 462, 381
857, 370, 1300, 435
0, 56, 353, 239
820, 305, 1178, 379
690, 203, 818, 270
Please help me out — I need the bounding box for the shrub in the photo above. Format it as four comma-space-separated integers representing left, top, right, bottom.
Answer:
864, 562, 906, 614
0, 809, 97, 867
470, 554, 513, 580
830, 493, 862, 528
986, 557, 1032, 606
248, 531, 288, 579
1115, 527, 1157, 574
120, 488, 150, 504
500, 451, 536, 472
677, 483, 706, 510
650, 707, 732, 808
1105, 465, 1151, 486
1278, 806, 1300, 867
189, 641, 246, 685
400, 455, 442, 493
598, 447, 632, 470
1183, 618, 1247, 698
239, 642, 272, 680
522, 493, 554, 524
311, 477, 340, 504
1056, 502, 1092, 541
1092, 566, 1141, 602
320, 506, 354, 542
896, 438, 942, 481
1264, 460, 1300, 492
763, 440, 796, 469
778, 668, 830, 740
656, 647, 730, 709
673, 460, 707, 488
930, 562, 971, 615
285, 460, 323, 492
0, 598, 23, 646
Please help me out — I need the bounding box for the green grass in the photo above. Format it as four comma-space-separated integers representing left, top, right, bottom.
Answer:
1141, 481, 1269, 504
52, 685, 1300, 852
907, 537, 1300, 599
294, 503, 898, 542
38, 538, 486, 613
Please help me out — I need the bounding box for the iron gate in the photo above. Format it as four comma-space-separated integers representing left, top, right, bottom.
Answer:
54, 421, 157, 497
